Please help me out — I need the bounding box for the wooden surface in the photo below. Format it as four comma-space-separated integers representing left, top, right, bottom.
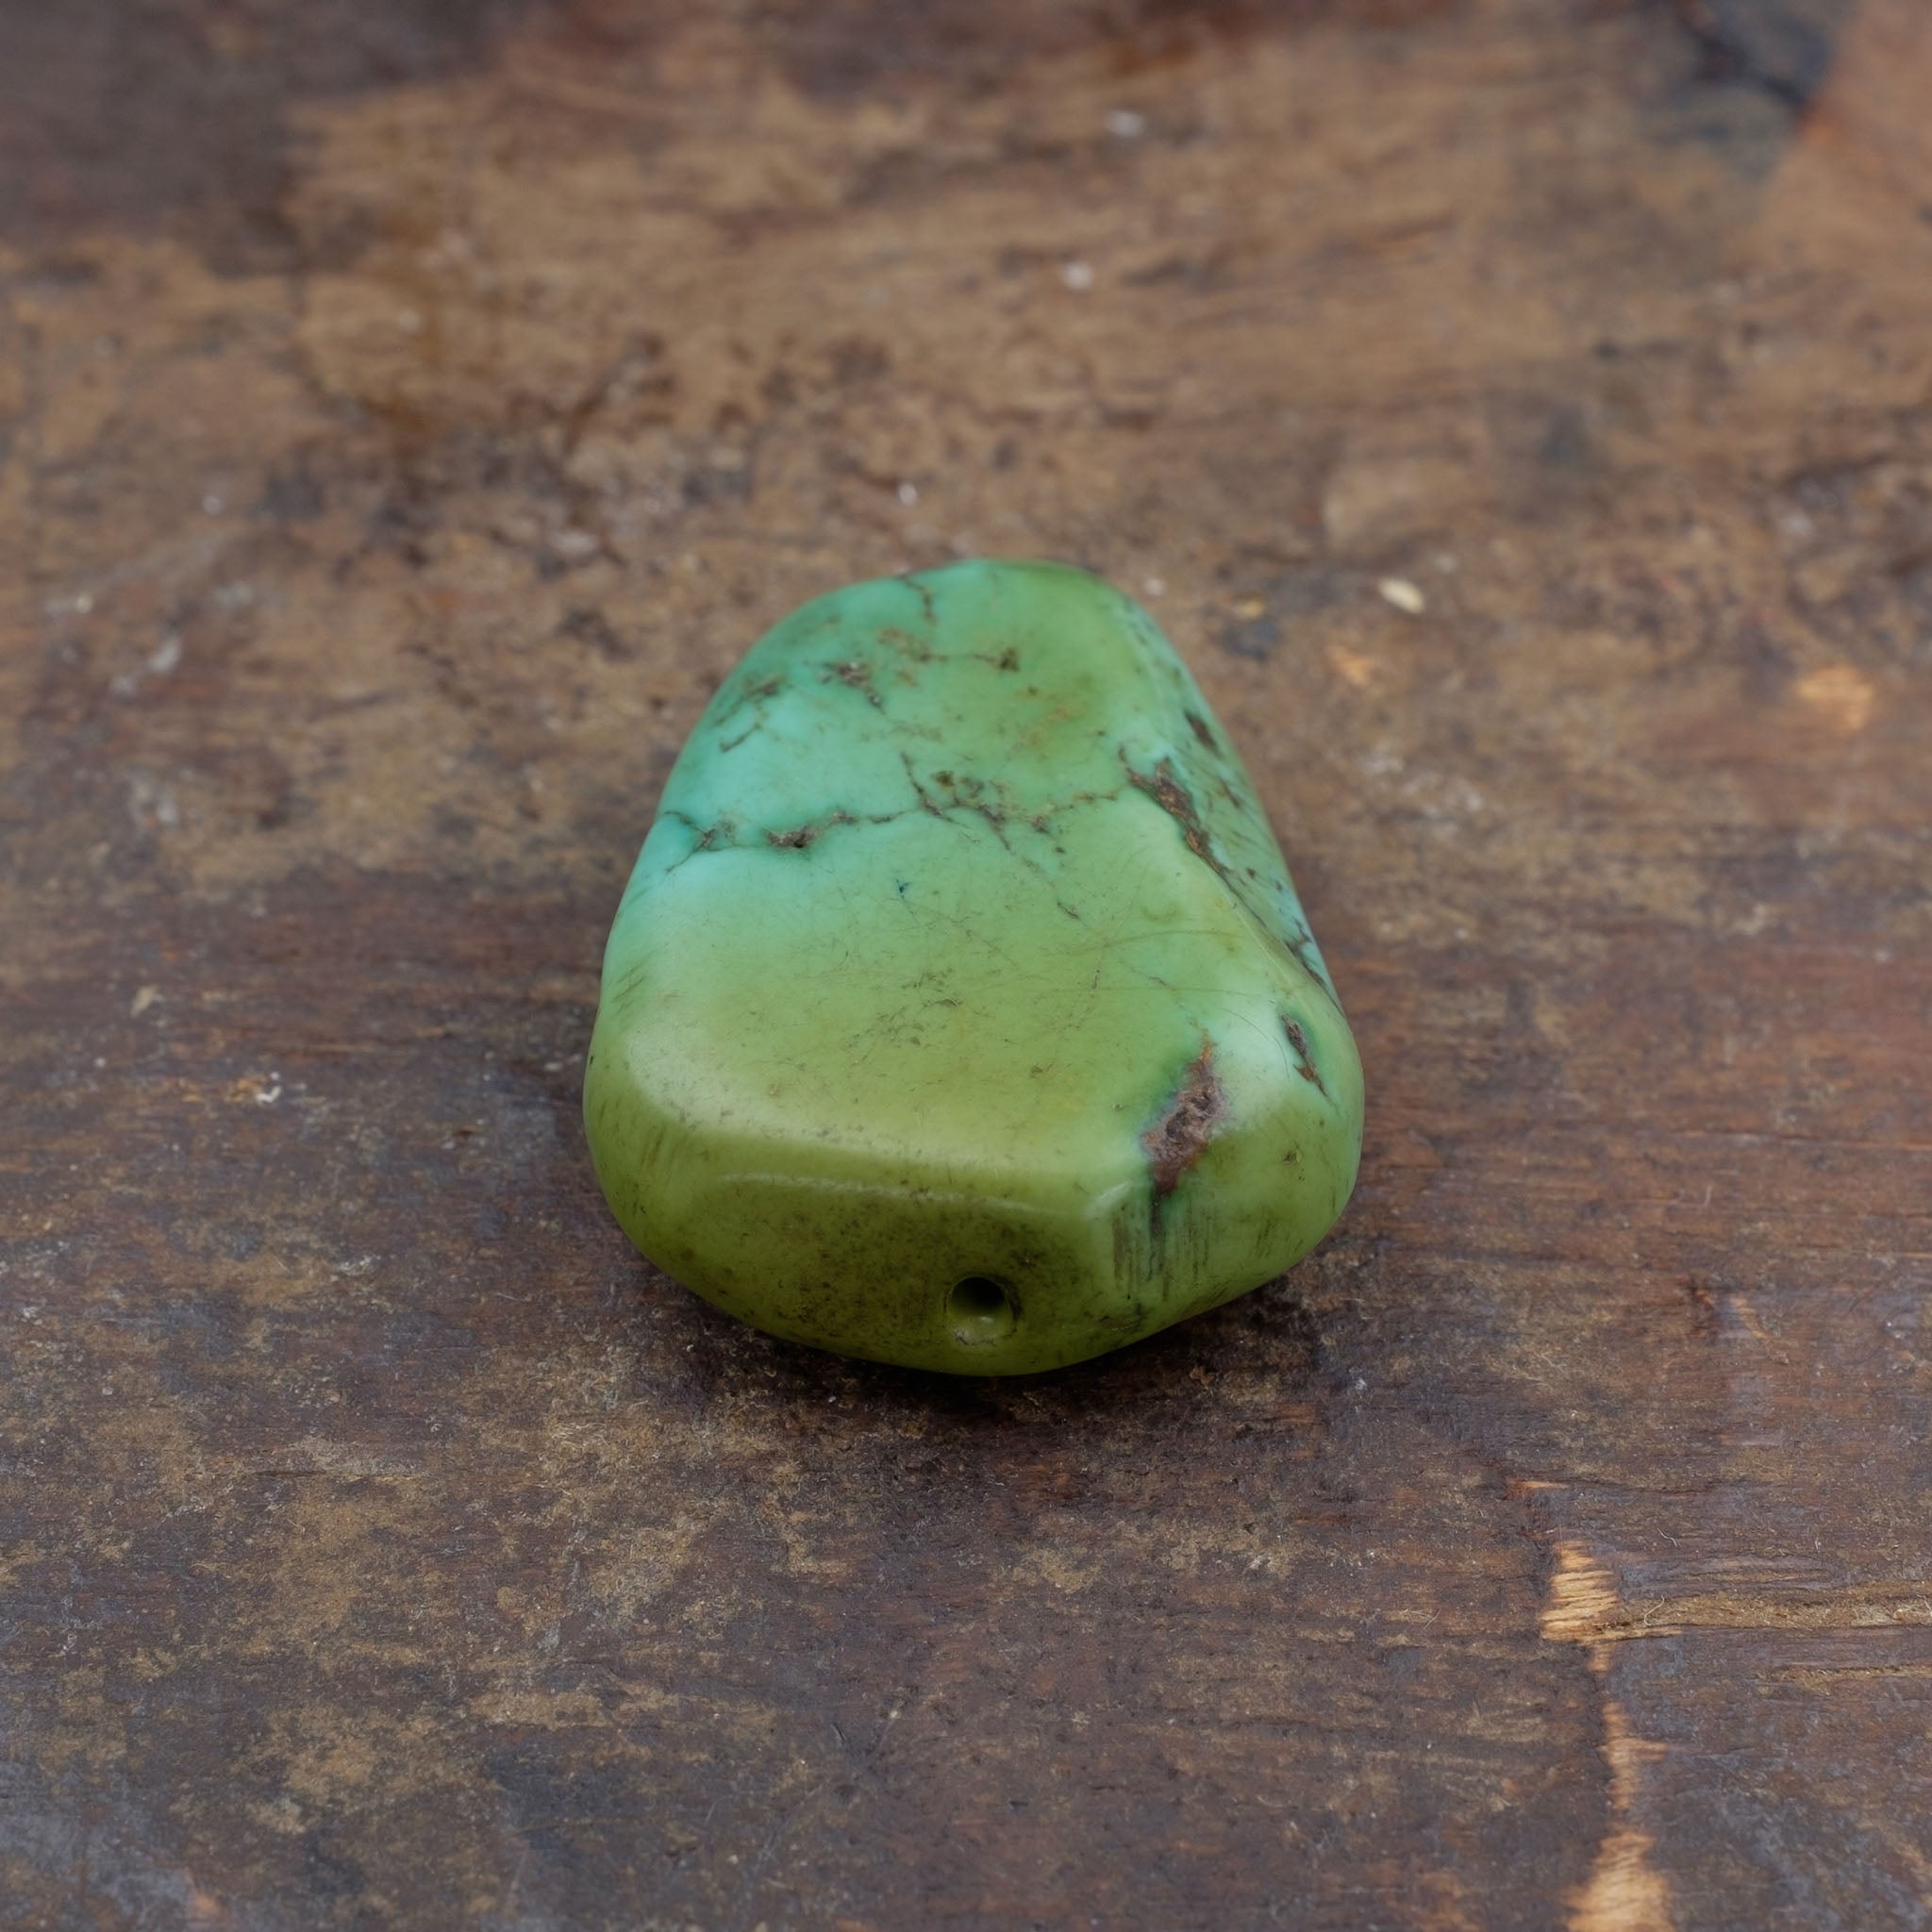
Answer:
4, 2, 1930, 1926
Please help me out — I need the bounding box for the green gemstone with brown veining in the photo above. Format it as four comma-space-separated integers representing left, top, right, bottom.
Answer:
584, 560, 1362, 1373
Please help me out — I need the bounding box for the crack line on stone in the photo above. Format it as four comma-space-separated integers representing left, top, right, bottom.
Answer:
654, 770, 1130, 881
1119, 744, 1337, 999
1282, 1016, 1330, 1099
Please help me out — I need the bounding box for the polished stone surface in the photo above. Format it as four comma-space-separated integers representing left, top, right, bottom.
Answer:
586, 560, 1361, 1371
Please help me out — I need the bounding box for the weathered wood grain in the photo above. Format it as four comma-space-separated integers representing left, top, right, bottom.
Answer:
2, 1, 1928, 1926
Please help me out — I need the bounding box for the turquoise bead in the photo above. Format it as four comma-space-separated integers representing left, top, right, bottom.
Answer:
585, 560, 1362, 1373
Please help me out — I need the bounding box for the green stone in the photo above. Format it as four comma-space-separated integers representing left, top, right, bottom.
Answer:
584, 560, 1362, 1374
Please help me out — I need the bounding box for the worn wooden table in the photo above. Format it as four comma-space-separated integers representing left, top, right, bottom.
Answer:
4, 2, 1929, 1925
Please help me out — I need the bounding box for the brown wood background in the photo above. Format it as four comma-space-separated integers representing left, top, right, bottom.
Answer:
3, 2, 1929, 1926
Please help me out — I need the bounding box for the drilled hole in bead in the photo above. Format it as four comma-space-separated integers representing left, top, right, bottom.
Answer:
948, 1276, 1016, 1345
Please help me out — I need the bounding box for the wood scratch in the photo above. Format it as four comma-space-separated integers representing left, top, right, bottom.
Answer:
1543, 1541, 1675, 1932
1543, 1544, 1932, 1645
